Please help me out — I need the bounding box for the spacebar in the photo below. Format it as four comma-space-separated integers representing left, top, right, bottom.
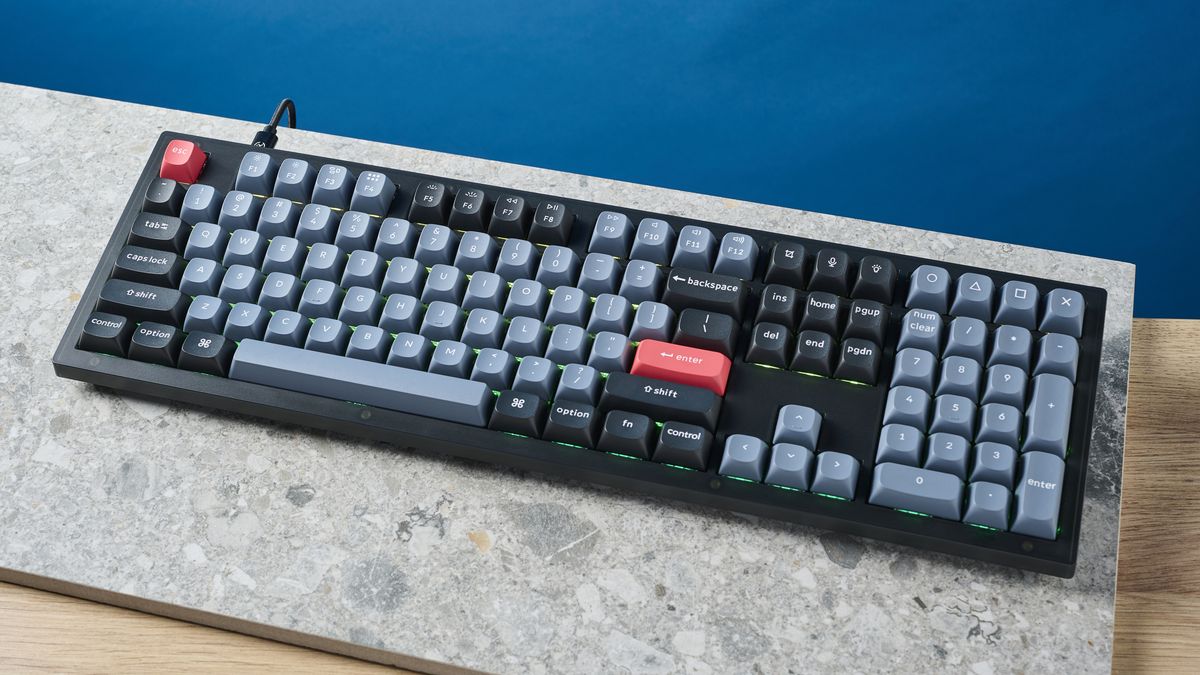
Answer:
229, 340, 492, 427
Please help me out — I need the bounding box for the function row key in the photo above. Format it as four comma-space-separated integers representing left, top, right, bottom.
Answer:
764, 243, 898, 304
906, 265, 1085, 337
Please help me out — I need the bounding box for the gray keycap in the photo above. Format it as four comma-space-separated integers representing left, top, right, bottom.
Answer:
719, 434, 769, 482
765, 444, 814, 490
375, 218, 417, 259
629, 301, 674, 342
884, 385, 931, 430
950, 273, 994, 321
671, 225, 716, 271
230, 339, 491, 426
891, 348, 936, 392
772, 404, 822, 449
258, 272, 302, 311
421, 264, 466, 304
982, 364, 1027, 408
350, 171, 396, 215
380, 257, 426, 296
264, 310, 308, 347
546, 286, 588, 326
513, 356, 558, 399
925, 432, 969, 479
312, 164, 355, 208
183, 295, 229, 334
297, 279, 344, 319
495, 238, 539, 280
964, 482, 1010, 531
630, 218, 675, 264
536, 245, 580, 288
545, 324, 589, 364
379, 293, 423, 333
342, 250, 385, 289
869, 462, 963, 520
587, 331, 632, 372
180, 184, 222, 225
876, 423, 922, 466
579, 253, 620, 296
906, 265, 951, 314
273, 158, 316, 201
977, 403, 1021, 447
556, 364, 602, 404
1012, 451, 1065, 539
334, 211, 379, 251
713, 232, 759, 280
931, 394, 975, 438
339, 286, 382, 326
184, 221, 227, 261
224, 303, 269, 341
180, 258, 224, 296
619, 260, 664, 304
504, 279, 548, 319
463, 270, 506, 312
387, 332, 432, 369
420, 301, 464, 341
300, 243, 346, 283
942, 316, 987, 363
995, 281, 1038, 329
218, 191, 262, 231
811, 452, 859, 499
471, 348, 516, 390
257, 197, 299, 238
235, 151, 278, 195
589, 211, 633, 256
588, 294, 632, 334
937, 356, 982, 401
898, 308, 942, 354
454, 231, 498, 274
223, 229, 267, 268
429, 340, 473, 378
1034, 333, 1079, 382
1040, 288, 1084, 338
461, 308, 504, 349
295, 203, 339, 245
971, 442, 1017, 489
217, 264, 263, 304
345, 325, 391, 363
989, 324, 1033, 372
1022, 373, 1073, 458
503, 316, 547, 357
414, 224, 458, 266
262, 235, 303, 276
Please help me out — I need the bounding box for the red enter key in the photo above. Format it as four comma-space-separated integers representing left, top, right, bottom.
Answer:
631, 339, 732, 396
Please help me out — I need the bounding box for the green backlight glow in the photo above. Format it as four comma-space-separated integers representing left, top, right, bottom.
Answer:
503, 432, 529, 439
553, 441, 585, 449
815, 492, 849, 501
663, 463, 697, 471
968, 523, 998, 531
722, 475, 757, 484
607, 452, 644, 461
896, 508, 931, 518
752, 362, 782, 370
770, 484, 803, 492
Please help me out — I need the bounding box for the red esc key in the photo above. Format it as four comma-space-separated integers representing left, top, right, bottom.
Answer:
631, 339, 732, 396
160, 139, 207, 183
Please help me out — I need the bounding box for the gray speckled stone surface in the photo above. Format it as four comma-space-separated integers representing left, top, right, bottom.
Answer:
0, 83, 1133, 674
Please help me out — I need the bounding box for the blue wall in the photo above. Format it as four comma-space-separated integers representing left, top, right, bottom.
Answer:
4, 2, 1196, 316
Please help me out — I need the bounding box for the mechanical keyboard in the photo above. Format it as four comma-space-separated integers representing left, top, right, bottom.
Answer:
54, 132, 1107, 577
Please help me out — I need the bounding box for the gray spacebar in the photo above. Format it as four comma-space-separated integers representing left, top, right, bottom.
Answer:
229, 340, 492, 427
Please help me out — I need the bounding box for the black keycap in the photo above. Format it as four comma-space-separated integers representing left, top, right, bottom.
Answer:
852, 255, 897, 303
98, 278, 187, 325
129, 212, 188, 253
178, 331, 235, 376
834, 338, 881, 385
600, 373, 721, 430
113, 245, 183, 287
756, 283, 800, 328
675, 309, 737, 358
544, 401, 601, 447
144, 177, 184, 215
77, 311, 133, 357
409, 181, 450, 224
746, 322, 791, 367
528, 201, 574, 245
652, 421, 712, 470
791, 330, 835, 375
488, 390, 546, 436
128, 322, 182, 366
809, 248, 851, 295
764, 241, 807, 288
662, 268, 749, 321
844, 300, 888, 344
799, 292, 841, 335
597, 410, 655, 458
488, 194, 530, 238
448, 187, 489, 231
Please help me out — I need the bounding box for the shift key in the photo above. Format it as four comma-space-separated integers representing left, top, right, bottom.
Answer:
97, 278, 187, 325
599, 372, 721, 429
